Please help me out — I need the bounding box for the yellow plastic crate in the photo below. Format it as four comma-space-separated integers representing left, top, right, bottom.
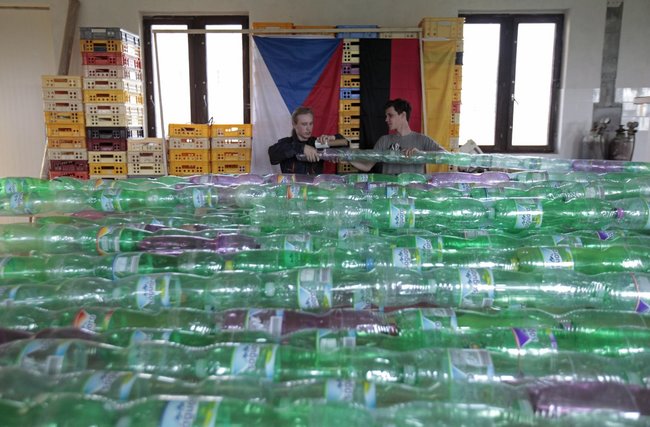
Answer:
210, 124, 253, 138
420, 17, 464, 39
339, 111, 360, 126
168, 124, 210, 138
211, 148, 251, 162
80, 39, 141, 56
339, 124, 360, 139
89, 163, 128, 176
340, 74, 360, 88
41, 75, 82, 88
339, 100, 361, 114
168, 149, 210, 162
337, 162, 358, 174
127, 162, 166, 176
88, 151, 127, 163
168, 161, 210, 176
47, 137, 86, 149
212, 160, 250, 174
46, 123, 85, 138
44, 111, 85, 125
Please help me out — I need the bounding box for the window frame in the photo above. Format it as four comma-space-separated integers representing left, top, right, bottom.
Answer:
142, 15, 250, 137
459, 13, 564, 153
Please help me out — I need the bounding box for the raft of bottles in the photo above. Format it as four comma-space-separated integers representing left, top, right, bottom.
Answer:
2, 155, 650, 425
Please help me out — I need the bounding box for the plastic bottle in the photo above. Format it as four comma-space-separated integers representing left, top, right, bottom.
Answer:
0, 190, 91, 216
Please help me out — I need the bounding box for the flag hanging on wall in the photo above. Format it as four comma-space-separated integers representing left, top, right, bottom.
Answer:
251, 36, 343, 175
359, 38, 422, 149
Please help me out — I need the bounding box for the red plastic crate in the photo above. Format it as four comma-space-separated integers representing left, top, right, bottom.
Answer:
48, 170, 89, 180
86, 139, 128, 151
49, 160, 88, 172
82, 52, 141, 69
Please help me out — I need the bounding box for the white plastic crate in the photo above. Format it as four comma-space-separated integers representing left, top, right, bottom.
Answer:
85, 112, 144, 127
211, 136, 252, 149
168, 137, 210, 150
85, 103, 144, 116
42, 88, 83, 101
127, 138, 165, 152
43, 100, 84, 112
83, 65, 142, 80
83, 78, 143, 93
47, 148, 88, 161
127, 151, 164, 164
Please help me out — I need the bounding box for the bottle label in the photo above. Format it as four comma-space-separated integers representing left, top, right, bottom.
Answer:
551, 235, 582, 247
538, 247, 574, 269
448, 349, 494, 381
73, 308, 100, 331
83, 371, 136, 401
597, 230, 616, 240
338, 226, 371, 240
458, 268, 495, 308
100, 189, 121, 212
286, 184, 306, 200
392, 248, 421, 270
128, 329, 172, 345
159, 398, 220, 427
9, 193, 26, 212
325, 379, 377, 408
246, 309, 285, 335
419, 308, 458, 330
514, 201, 543, 229
135, 274, 172, 309
112, 253, 142, 279
317, 329, 357, 352
4, 180, 18, 194
416, 236, 434, 253
276, 174, 292, 184
284, 234, 313, 252
96, 226, 121, 255
389, 200, 415, 229
463, 230, 489, 238
296, 268, 332, 309
18, 341, 73, 375
511, 328, 558, 350
385, 185, 405, 198
230, 344, 277, 379
456, 182, 471, 193
193, 188, 214, 208
633, 273, 650, 313
0, 285, 19, 305
356, 174, 369, 183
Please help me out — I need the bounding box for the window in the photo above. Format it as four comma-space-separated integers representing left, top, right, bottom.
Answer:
143, 16, 250, 137
458, 14, 564, 153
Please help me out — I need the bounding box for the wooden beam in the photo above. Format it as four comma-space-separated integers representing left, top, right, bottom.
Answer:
57, 0, 80, 75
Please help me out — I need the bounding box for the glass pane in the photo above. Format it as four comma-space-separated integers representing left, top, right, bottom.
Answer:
459, 23, 500, 147
511, 23, 556, 146
206, 25, 244, 124
151, 25, 191, 137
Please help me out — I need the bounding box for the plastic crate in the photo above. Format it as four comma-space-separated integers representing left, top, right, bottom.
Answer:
339, 124, 360, 139
80, 40, 141, 57
379, 31, 418, 39
46, 123, 85, 138
336, 25, 379, 39
339, 111, 361, 126
452, 100, 461, 114
252, 22, 293, 30
455, 51, 463, 66
167, 124, 210, 138
337, 161, 359, 173
452, 89, 461, 103
47, 137, 86, 149
451, 112, 461, 125
43, 100, 84, 112
49, 170, 89, 180
44, 111, 85, 125
341, 63, 360, 75
83, 65, 142, 81
340, 74, 360, 88
127, 162, 166, 176
127, 151, 164, 164
79, 27, 140, 45
340, 88, 360, 100
168, 137, 211, 150
83, 89, 143, 104
49, 159, 88, 172
85, 103, 143, 116
168, 149, 210, 162
419, 18, 464, 39
82, 52, 141, 69
342, 39, 360, 52
88, 151, 127, 163
42, 88, 82, 101
127, 138, 165, 152
87, 127, 144, 140
85, 112, 144, 127
450, 124, 460, 137
89, 174, 127, 180
212, 160, 250, 174
211, 136, 252, 149
83, 78, 143, 93
168, 161, 210, 176
89, 163, 128, 176
210, 124, 253, 138
47, 148, 88, 161
211, 148, 251, 162
86, 139, 128, 151
339, 99, 361, 113
41, 75, 82, 88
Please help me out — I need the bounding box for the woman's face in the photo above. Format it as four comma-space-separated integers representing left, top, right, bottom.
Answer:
293, 113, 314, 141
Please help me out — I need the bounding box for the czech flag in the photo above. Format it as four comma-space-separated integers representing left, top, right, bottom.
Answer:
251, 36, 343, 175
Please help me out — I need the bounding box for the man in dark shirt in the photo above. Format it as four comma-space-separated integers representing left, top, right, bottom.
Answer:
268, 106, 348, 174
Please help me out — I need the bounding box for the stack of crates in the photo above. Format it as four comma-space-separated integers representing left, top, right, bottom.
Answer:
127, 138, 166, 177
167, 124, 211, 176
210, 124, 253, 174
42, 75, 88, 179
338, 39, 361, 173
80, 27, 145, 180
420, 17, 465, 151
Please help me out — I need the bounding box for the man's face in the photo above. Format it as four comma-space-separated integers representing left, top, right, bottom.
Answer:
385, 106, 405, 131
293, 113, 314, 141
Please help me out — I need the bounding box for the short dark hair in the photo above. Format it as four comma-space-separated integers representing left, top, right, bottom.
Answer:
384, 98, 412, 121
291, 106, 313, 124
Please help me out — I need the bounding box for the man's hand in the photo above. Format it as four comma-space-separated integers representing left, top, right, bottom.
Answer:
303, 144, 320, 162
316, 135, 335, 146
403, 147, 422, 157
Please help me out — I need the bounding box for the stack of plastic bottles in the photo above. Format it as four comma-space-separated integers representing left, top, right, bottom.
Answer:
2, 151, 650, 426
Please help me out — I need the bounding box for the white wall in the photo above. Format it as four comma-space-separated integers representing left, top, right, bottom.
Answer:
2, 0, 649, 178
